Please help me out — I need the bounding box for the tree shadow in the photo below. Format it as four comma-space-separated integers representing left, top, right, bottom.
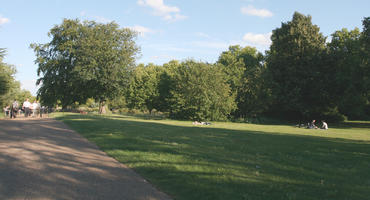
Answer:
0, 119, 171, 200
331, 121, 370, 129
54, 114, 370, 200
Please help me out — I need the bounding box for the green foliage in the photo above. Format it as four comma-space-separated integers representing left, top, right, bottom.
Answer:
266, 12, 334, 120
108, 96, 126, 111
28, 13, 370, 121
126, 63, 162, 113
218, 45, 270, 118
74, 21, 139, 103
163, 60, 236, 121
30, 19, 87, 108
0, 49, 15, 96
0, 49, 34, 108
361, 17, 370, 118
31, 19, 140, 109
327, 28, 369, 119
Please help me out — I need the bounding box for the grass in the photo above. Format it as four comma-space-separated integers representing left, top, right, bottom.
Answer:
53, 113, 370, 200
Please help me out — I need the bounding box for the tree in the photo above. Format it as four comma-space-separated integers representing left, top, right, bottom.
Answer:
126, 63, 162, 113
163, 60, 236, 121
0, 49, 17, 107
157, 60, 181, 113
327, 28, 367, 119
266, 12, 333, 121
361, 17, 370, 117
31, 19, 86, 108
218, 45, 270, 118
74, 20, 139, 113
0, 49, 15, 96
0, 48, 34, 108
31, 19, 140, 112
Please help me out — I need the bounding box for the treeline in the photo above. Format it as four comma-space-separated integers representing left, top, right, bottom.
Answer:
0, 49, 34, 109
123, 12, 370, 122
32, 12, 370, 122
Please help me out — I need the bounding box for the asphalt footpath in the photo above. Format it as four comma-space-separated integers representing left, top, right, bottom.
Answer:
0, 118, 172, 200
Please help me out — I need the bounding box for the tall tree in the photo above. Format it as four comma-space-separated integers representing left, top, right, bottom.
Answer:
327, 28, 367, 119
31, 19, 85, 108
361, 17, 370, 118
31, 19, 139, 111
164, 60, 236, 121
74, 20, 139, 112
218, 45, 270, 118
0, 49, 16, 96
0, 48, 34, 108
266, 12, 332, 120
126, 63, 162, 113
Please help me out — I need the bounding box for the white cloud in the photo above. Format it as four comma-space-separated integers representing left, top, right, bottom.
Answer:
80, 11, 86, 17
94, 16, 112, 23
242, 32, 272, 47
150, 54, 174, 60
192, 41, 230, 49
0, 15, 10, 25
129, 25, 155, 37
79, 11, 112, 23
241, 5, 273, 18
137, 0, 187, 22
195, 32, 210, 38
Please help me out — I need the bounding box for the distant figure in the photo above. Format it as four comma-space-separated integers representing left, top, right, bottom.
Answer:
3, 106, 10, 117
22, 98, 31, 117
308, 120, 318, 129
321, 120, 328, 130
10, 99, 18, 118
37, 101, 42, 117
32, 100, 38, 117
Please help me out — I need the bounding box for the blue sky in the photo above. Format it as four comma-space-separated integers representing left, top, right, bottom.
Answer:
0, 0, 369, 95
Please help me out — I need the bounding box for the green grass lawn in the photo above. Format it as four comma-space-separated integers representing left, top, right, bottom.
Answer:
53, 113, 370, 200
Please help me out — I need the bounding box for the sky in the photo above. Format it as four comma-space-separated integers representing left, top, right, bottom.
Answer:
0, 0, 369, 95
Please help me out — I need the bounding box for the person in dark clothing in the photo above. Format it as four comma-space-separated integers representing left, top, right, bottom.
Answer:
10, 100, 18, 118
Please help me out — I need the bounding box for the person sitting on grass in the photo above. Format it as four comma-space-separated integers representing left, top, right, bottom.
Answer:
321, 120, 328, 130
307, 120, 318, 129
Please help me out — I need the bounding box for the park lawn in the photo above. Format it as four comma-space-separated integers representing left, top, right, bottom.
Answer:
53, 113, 370, 200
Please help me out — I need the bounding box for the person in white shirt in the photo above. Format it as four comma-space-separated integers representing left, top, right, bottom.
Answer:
321, 120, 328, 130
32, 100, 38, 117
22, 98, 31, 117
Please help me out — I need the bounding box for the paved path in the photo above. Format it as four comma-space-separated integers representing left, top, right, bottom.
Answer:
0, 118, 172, 200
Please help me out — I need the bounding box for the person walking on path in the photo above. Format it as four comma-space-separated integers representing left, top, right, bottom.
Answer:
37, 100, 42, 117
3, 106, 10, 117
22, 98, 31, 117
10, 99, 18, 118
32, 100, 38, 117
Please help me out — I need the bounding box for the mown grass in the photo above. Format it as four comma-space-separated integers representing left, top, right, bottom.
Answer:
53, 113, 370, 200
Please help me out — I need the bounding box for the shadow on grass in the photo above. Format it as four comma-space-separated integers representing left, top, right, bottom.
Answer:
331, 121, 370, 129
56, 114, 370, 200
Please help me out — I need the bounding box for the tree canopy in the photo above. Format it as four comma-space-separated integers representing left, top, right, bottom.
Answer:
266, 12, 335, 120
164, 60, 236, 121
27, 13, 370, 122
0, 48, 34, 108
0, 49, 15, 96
31, 19, 140, 109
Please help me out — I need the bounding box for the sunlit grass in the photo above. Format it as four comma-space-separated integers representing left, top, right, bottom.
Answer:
53, 113, 370, 200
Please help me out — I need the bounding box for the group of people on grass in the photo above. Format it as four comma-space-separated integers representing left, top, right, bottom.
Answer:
3, 98, 46, 118
307, 119, 328, 130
